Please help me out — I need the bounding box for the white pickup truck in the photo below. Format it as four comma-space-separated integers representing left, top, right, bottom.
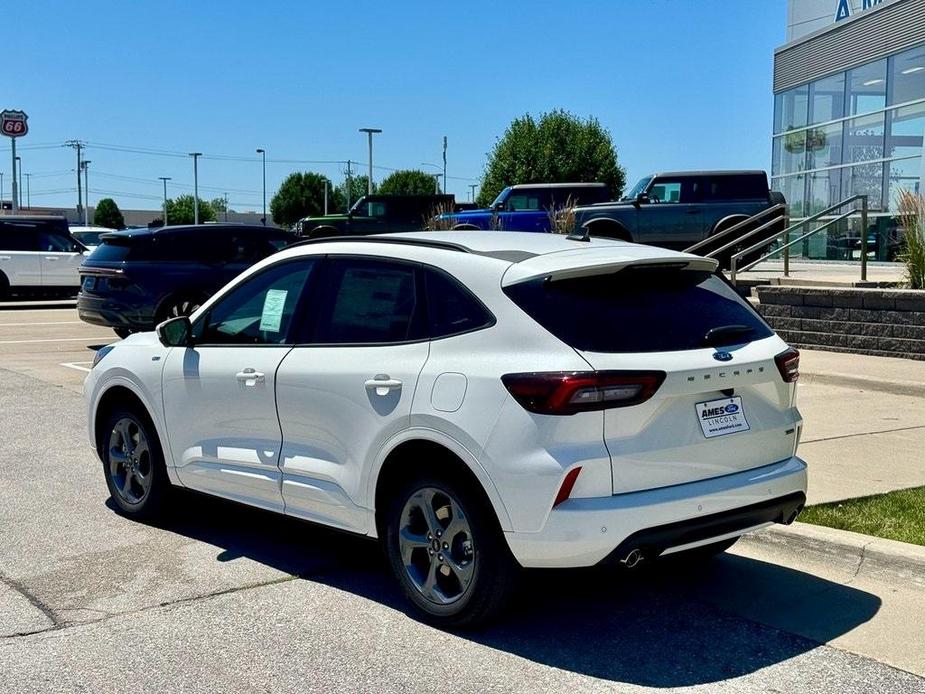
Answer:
0, 216, 88, 298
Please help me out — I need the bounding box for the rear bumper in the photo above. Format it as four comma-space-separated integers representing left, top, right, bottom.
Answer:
504, 456, 807, 568
77, 293, 151, 330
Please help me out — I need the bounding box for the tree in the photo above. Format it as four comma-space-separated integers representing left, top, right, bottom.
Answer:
165, 195, 217, 225
378, 169, 440, 196
269, 172, 334, 228
93, 198, 125, 229
338, 175, 373, 211
477, 109, 626, 206
210, 196, 232, 218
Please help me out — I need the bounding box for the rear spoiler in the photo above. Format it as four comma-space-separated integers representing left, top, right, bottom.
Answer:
501, 247, 718, 286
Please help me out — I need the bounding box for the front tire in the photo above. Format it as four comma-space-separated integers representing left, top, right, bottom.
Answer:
384, 475, 518, 628
101, 407, 170, 519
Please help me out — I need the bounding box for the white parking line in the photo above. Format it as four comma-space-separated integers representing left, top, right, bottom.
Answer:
0, 336, 114, 345
60, 361, 93, 373
0, 321, 84, 327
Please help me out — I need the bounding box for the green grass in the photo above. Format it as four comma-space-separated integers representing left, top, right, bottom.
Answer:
799, 486, 925, 546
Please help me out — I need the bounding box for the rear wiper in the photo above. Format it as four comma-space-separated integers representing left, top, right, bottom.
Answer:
703, 324, 754, 347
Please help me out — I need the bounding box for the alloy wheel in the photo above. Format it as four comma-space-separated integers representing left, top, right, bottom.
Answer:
398, 487, 476, 605
107, 417, 152, 506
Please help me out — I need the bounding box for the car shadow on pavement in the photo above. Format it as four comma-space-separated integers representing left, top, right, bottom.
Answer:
141, 490, 882, 689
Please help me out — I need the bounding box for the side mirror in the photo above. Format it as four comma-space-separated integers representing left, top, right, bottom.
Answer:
157, 316, 193, 347
491, 201, 504, 212
634, 193, 649, 207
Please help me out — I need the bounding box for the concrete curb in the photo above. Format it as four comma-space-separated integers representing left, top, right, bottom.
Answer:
740, 521, 925, 588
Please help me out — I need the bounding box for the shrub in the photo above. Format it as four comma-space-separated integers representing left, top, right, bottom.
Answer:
896, 190, 925, 289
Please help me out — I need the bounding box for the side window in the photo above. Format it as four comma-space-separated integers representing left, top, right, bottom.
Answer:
0, 225, 40, 251
195, 259, 316, 345
312, 258, 423, 344
649, 181, 682, 203
228, 233, 278, 263
506, 193, 542, 211
425, 268, 494, 339
39, 232, 81, 253
367, 202, 387, 218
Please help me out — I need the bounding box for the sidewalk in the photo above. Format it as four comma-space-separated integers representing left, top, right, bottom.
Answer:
739, 259, 904, 287
797, 349, 925, 505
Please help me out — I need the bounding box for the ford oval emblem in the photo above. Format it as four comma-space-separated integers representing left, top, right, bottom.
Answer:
725, 403, 739, 413
713, 351, 733, 362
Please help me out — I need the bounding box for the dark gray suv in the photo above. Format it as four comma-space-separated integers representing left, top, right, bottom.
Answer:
573, 170, 784, 263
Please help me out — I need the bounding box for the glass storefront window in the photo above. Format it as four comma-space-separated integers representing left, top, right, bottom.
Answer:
847, 59, 887, 115
887, 157, 923, 209
808, 169, 842, 215
889, 45, 925, 106
774, 85, 809, 133
774, 174, 806, 218
887, 102, 925, 159
807, 121, 843, 169
845, 113, 885, 164
844, 162, 885, 211
810, 73, 845, 123
774, 130, 807, 175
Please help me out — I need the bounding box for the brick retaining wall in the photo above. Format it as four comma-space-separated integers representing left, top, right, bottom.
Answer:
756, 286, 925, 360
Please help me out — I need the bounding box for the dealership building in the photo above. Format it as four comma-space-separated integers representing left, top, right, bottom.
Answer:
773, 0, 925, 260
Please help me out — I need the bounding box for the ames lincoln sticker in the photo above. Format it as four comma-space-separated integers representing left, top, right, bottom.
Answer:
0, 110, 28, 138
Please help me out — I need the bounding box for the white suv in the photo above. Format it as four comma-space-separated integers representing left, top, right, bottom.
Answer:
85, 231, 807, 626
0, 216, 87, 297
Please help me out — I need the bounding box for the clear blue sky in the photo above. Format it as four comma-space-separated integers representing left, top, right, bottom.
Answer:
2, 0, 786, 212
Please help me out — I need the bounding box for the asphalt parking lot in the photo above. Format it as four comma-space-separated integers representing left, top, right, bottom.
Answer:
1, 304, 923, 693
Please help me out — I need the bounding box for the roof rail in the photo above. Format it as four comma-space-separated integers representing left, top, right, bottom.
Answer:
289, 235, 471, 253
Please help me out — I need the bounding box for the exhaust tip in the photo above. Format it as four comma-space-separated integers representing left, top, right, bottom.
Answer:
620, 548, 645, 569
785, 504, 804, 525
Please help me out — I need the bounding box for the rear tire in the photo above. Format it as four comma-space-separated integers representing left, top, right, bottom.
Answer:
156, 294, 204, 325
101, 406, 170, 520
0, 272, 8, 301
383, 473, 518, 628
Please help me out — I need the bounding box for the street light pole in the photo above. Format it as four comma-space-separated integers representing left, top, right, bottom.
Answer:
81, 161, 91, 224
189, 153, 202, 224
468, 184, 478, 202
159, 177, 171, 226
358, 128, 381, 196
223, 193, 229, 222
442, 136, 447, 197
323, 179, 328, 215
256, 148, 266, 224
24, 172, 31, 209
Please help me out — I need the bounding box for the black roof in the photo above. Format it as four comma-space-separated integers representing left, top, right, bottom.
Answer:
648, 170, 768, 178
101, 223, 284, 241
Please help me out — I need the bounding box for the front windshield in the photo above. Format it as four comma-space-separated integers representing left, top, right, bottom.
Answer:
490, 187, 511, 208
622, 176, 652, 201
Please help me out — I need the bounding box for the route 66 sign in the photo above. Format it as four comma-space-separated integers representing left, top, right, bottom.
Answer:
1, 110, 28, 138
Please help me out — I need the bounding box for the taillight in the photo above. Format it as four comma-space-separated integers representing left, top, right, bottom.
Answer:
501, 371, 665, 415
775, 347, 800, 383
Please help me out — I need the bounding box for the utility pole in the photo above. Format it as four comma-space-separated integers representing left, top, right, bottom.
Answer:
358, 128, 381, 196
15, 156, 22, 210
442, 136, 447, 197
255, 148, 266, 224
323, 179, 328, 215
0, 172, 4, 208
158, 177, 171, 226
468, 184, 478, 202
345, 160, 353, 209
10, 143, 17, 213
223, 193, 229, 222
189, 152, 202, 224
81, 161, 91, 224
24, 172, 31, 209
65, 140, 85, 220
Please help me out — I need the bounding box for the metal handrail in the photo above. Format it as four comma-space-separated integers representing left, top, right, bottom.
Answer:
729, 194, 869, 284
685, 203, 787, 255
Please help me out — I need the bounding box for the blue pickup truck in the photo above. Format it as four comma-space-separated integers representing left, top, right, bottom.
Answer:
439, 183, 610, 232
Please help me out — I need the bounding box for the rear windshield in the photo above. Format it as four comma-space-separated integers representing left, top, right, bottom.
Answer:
503, 267, 772, 353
